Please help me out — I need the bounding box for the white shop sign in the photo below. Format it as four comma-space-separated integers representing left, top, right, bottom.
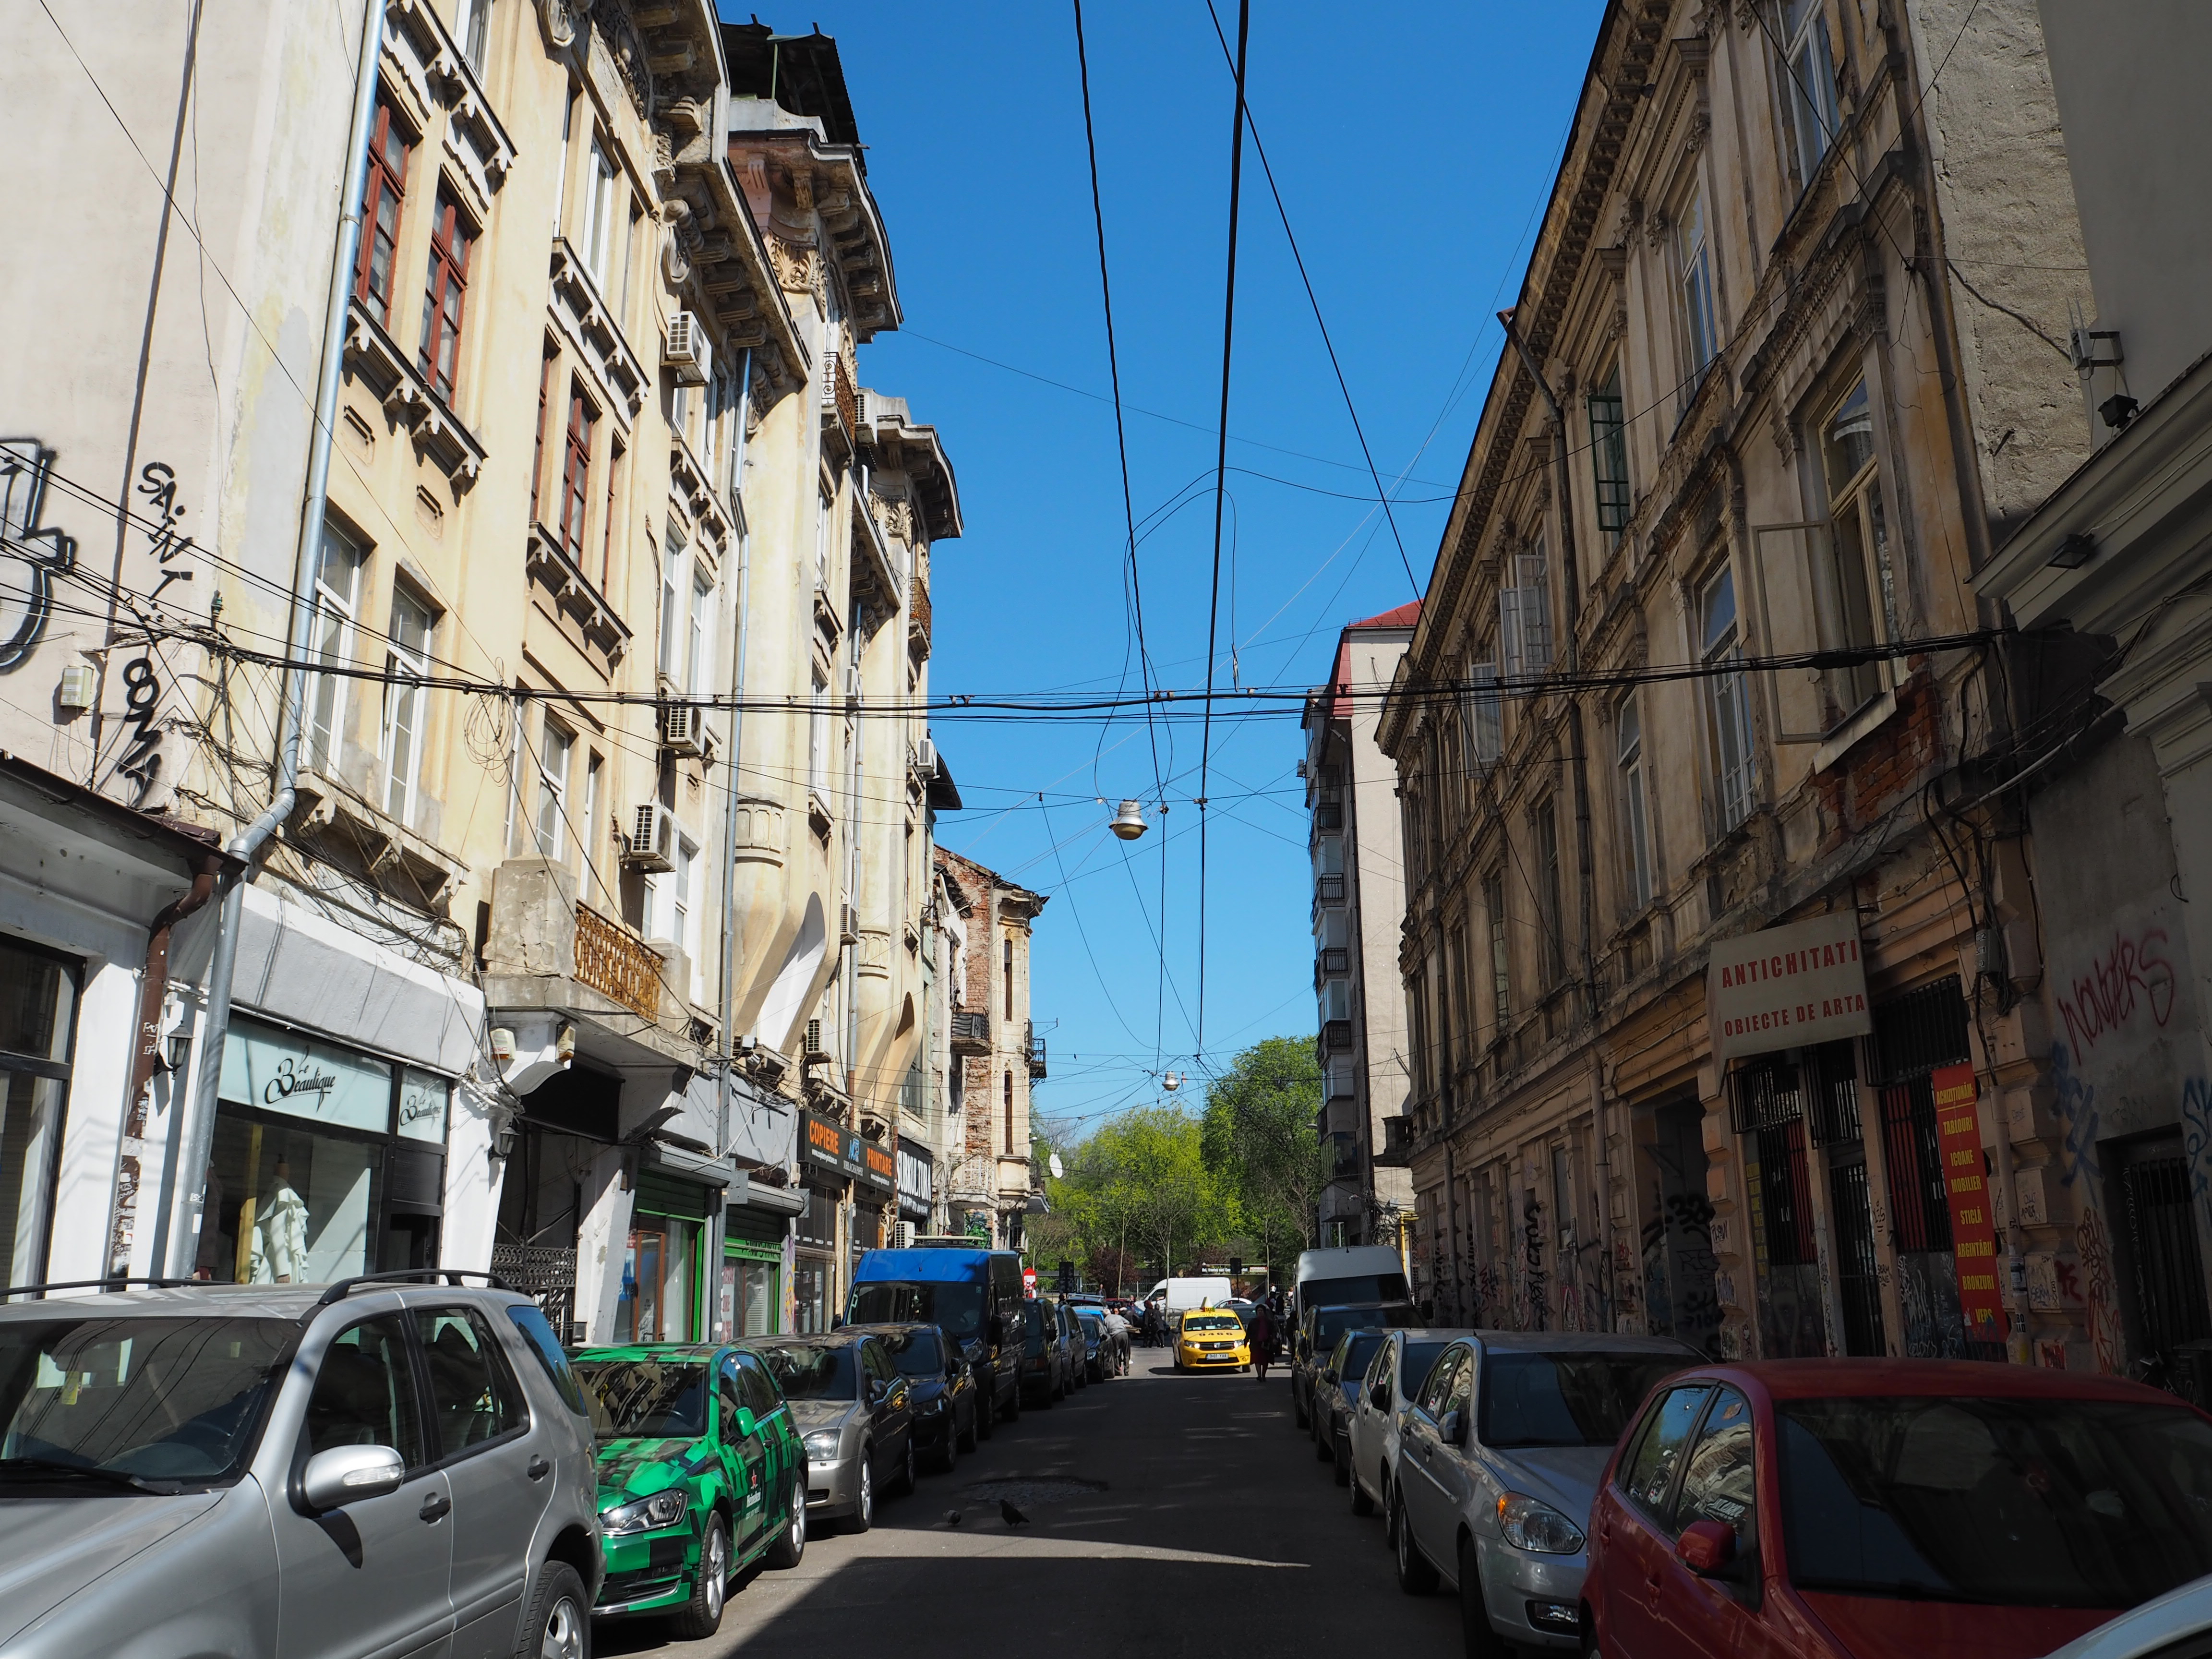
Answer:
220, 1016, 393, 1133
1707, 912, 1871, 1062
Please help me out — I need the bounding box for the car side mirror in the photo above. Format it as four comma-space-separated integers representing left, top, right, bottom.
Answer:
1677, 1519, 1738, 1576
867, 1379, 888, 1405
1439, 1409, 1467, 1447
732, 1406, 758, 1440
301, 1443, 405, 1511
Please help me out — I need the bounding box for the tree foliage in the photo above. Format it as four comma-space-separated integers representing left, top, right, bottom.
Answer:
1040, 1104, 1235, 1288
1200, 1036, 1332, 1275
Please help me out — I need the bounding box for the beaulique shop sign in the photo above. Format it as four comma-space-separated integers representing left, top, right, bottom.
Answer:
221, 1016, 392, 1133
1707, 912, 1872, 1062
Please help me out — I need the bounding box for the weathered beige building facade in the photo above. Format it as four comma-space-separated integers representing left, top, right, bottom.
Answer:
1378, 0, 2158, 1370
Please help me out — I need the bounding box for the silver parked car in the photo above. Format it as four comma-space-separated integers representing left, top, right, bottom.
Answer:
1346, 1328, 1469, 1519
1390, 1331, 1699, 1657
0, 1272, 602, 1659
752, 1332, 915, 1533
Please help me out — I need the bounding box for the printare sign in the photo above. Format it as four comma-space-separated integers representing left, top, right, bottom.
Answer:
1707, 912, 1872, 1061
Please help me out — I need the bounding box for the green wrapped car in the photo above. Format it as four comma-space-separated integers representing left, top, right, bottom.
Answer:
571, 1343, 807, 1638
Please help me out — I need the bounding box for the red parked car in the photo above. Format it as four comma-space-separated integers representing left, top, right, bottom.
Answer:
1581, 1359, 2212, 1659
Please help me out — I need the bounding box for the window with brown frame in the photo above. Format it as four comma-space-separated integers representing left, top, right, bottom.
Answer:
529, 346, 554, 523
560, 382, 595, 559
355, 97, 412, 327
417, 188, 473, 402
600, 437, 623, 590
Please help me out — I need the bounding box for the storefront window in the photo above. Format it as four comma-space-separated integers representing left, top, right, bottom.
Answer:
617, 1217, 698, 1343
792, 1257, 830, 1334
0, 938, 77, 1291
203, 1016, 449, 1285
720, 1252, 781, 1337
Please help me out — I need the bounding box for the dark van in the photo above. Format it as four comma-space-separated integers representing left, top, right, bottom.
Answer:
847, 1248, 1026, 1427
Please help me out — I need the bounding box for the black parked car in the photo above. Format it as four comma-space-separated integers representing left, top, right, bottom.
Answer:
1291, 1300, 1418, 1430
1018, 1298, 1074, 1404
751, 1332, 916, 1533
854, 1322, 978, 1471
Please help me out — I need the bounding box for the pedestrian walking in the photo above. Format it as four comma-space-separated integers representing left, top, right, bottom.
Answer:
1249, 1302, 1274, 1380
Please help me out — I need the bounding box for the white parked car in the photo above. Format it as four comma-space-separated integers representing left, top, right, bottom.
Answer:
2044, 1571, 2212, 1659
1346, 1328, 1469, 1522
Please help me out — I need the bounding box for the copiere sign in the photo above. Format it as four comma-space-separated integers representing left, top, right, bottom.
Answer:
1707, 911, 1872, 1062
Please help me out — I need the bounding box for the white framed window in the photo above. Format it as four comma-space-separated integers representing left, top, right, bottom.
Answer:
581, 751, 602, 874
671, 379, 690, 445
1781, 0, 1839, 185
1617, 694, 1652, 910
687, 567, 713, 695
535, 720, 573, 858
1676, 182, 1719, 382
552, 87, 574, 234
809, 664, 830, 796
456, 0, 493, 72
1700, 565, 1757, 832
620, 202, 640, 325
673, 836, 699, 1000
1500, 540, 1553, 685
583, 138, 618, 291
307, 522, 366, 771
380, 586, 435, 824
814, 490, 831, 592
1815, 378, 1899, 718
1460, 653, 1501, 775
658, 525, 685, 678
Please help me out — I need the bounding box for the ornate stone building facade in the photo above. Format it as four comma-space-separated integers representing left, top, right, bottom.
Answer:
1377, 0, 2161, 1369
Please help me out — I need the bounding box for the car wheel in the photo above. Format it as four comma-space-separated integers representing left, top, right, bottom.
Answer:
957, 1399, 978, 1454
669, 1512, 729, 1640
1293, 1384, 1309, 1428
1461, 1537, 1511, 1659
1315, 1417, 1335, 1461
1350, 1458, 1376, 1516
939, 1417, 961, 1472
1333, 1433, 1352, 1486
1382, 1474, 1398, 1546
765, 1476, 806, 1569
1395, 1498, 1439, 1595
892, 1433, 917, 1496
850, 1451, 875, 1534
514, 1560, 589, 1659
1003, 1380, 1021, 1422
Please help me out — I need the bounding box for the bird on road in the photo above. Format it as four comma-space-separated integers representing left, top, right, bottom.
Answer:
1000, 1499, 1030, 1526
944, 1510, 963, 1526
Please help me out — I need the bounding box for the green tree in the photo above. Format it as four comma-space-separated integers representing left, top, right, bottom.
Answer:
1201, 1036, 1332, 1279
1044, 1104, 1234, 1284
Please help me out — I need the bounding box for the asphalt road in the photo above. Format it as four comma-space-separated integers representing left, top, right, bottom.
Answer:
596, 1346, 1462, 1658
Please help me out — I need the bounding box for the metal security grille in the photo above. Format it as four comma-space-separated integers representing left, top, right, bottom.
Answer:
1829, 1154, 1887, 1356
1867, 977, 1972, 1085
1803, 1039, 1863, 1147
489, 1243, 578, 1343
1868, 978, 1972, 1255
1753, 1120, 1817, 1267
2123, 1153, 2212, 1360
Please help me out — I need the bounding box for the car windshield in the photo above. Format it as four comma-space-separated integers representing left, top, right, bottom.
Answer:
571, 1358, 707, 1440
1022, 1303, 1051, 1340
878, 1330, 942, 1378
1303, 1272, 1411, 1310
847, 1281, 986, 1342
1778, 1395, 2212, 1608
1185, 1315, 1242, 1334
0, 1316, 292, 1490
1479, 1351, 1687, 1448
1076, 1312, 1105, 1334
759, 1345, 858, 1401
1313, 1305, 1415, 1351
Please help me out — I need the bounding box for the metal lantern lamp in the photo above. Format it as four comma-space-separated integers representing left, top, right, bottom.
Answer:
1109, 799, 1148, 840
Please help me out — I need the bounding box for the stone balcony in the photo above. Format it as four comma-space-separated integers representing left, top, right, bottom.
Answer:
482, 856, 706, 1073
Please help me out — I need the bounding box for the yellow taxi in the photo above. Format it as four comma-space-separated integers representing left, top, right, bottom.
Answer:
1175, 1308, 1252, 1371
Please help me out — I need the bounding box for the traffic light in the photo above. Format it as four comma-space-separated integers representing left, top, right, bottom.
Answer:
1229, 1256, 1243, 1278
1058, 1259, 1074, 1294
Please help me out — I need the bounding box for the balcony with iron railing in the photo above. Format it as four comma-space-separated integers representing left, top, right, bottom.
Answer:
1025, 1020, 1047, 1078
1319, 1018, 1354, 1054
1312, 872, 1346, 918
1313, 946, 1348, 990
949, 1008, 991, 1055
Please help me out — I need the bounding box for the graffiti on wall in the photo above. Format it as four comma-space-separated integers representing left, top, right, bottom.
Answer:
2051, 1042, 2104, 1190
97, 461, 200, 807
2056, 927, 2176, 1057
0, 438, 78, 670
1516, 1194, 1548, 1332
2183, 1076, 2212, 1258
2076, 1203, 2126, 1376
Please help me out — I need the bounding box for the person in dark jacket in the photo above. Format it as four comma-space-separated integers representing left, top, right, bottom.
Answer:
1248, 1302, 1275, 1379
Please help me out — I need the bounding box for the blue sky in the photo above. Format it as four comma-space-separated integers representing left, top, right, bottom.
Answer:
734, 1, 1605, 1133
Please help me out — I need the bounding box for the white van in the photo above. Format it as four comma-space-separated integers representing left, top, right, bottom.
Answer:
1142, 1276, 1233, 1329
1293, 1245, 1410, 1322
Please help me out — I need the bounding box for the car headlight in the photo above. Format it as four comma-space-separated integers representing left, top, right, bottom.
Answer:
601, 1489, 689, 1535
917, 1394, 945, 1415
1497, 1492, 1586, 1555
804, 1429, 845, 1461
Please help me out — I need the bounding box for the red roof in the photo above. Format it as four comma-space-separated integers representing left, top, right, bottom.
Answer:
1346, 599, 1420, 630
1318, 600, 1420, 720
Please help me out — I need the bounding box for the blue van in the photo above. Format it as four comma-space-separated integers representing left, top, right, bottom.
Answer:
847, 1248, 1026, 1427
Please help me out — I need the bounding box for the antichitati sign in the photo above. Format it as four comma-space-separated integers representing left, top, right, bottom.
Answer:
1707, 912, 1872, 1061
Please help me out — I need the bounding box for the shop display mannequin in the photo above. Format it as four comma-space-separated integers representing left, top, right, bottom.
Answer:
248, 1159, 310, 1283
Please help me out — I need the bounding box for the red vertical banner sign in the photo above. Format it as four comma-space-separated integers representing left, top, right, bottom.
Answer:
1933, 1063, 2004, 1341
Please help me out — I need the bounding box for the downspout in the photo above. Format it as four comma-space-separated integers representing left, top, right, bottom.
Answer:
158, 0, 385, 1277
117, 851, 224, 1278
711, 349, 753, 1338
1500, 310, 1616, 1329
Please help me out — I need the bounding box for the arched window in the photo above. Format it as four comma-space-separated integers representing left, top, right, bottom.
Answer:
1003, 1070, 1014, 1154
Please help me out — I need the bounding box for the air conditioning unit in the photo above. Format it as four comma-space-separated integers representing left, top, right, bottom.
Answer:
803, 1018, 829, 1062
664, 311, 710, 386
625, 802, 675, 872
660, 703, 705, 758
892, 1221, 915, 1249
913, 736, 938, 778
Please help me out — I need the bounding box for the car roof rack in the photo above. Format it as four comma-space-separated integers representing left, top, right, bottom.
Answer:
315, 1268, 512, 1307
0, 1275, 201, 1300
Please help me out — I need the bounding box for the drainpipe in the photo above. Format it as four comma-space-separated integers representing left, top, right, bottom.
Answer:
1499, 309, 1616, 1328
710, 351, 753, 1340
118, 851, 224, 1278
157, 0, 385, 1278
